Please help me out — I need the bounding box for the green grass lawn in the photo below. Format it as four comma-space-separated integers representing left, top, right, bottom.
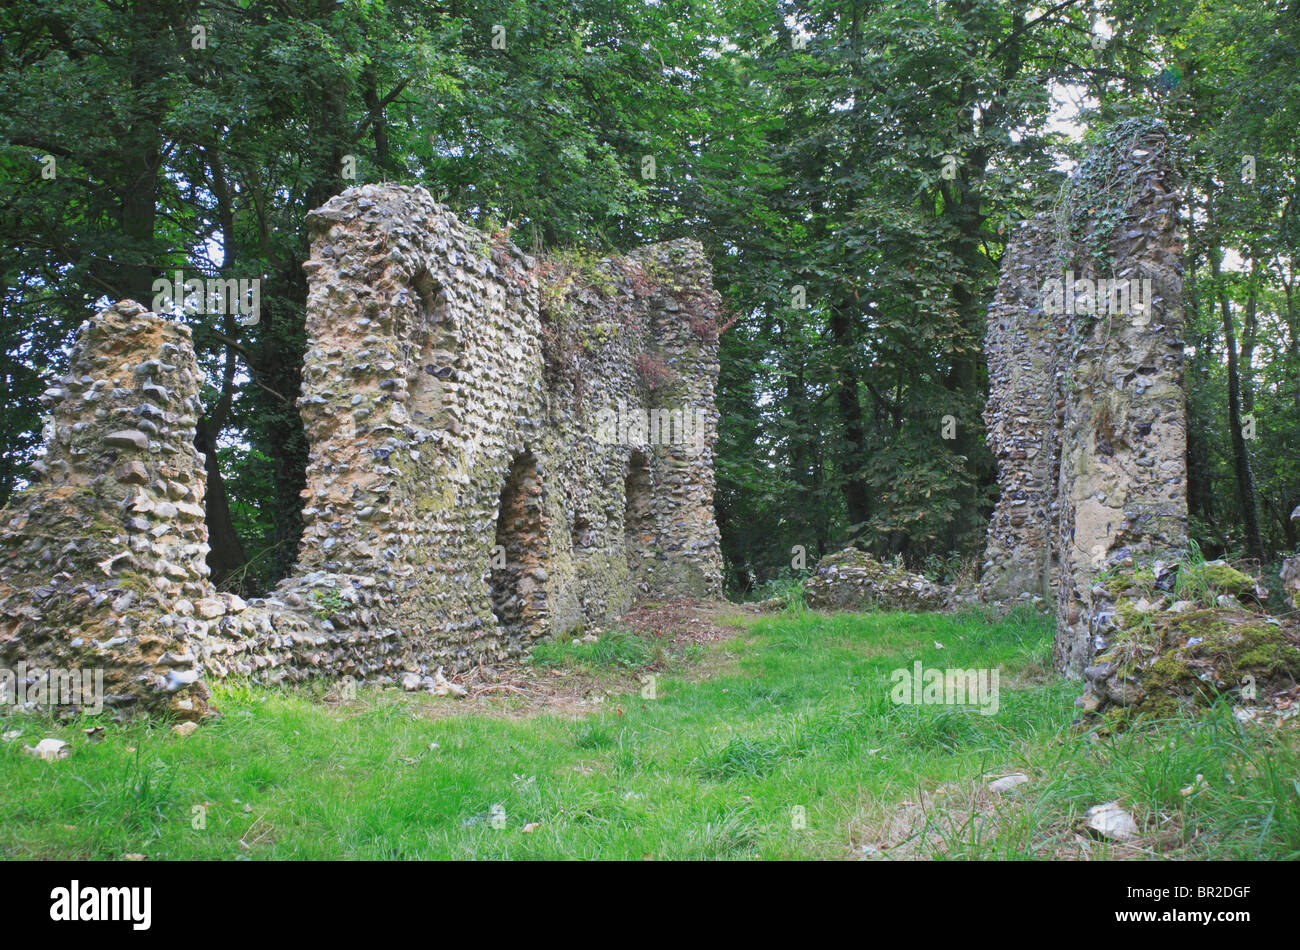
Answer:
3, 606, 1298, 860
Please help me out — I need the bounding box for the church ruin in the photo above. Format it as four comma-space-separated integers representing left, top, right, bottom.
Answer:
5, 123, 1290, 723
0, 185, 724, 718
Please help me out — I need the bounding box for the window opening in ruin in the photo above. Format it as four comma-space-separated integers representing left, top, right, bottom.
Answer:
407, 270, 447, 426
624, 450, 653, 574
489, 451, 548, 637
411, 267, 439, 324
570, 512, 593, 556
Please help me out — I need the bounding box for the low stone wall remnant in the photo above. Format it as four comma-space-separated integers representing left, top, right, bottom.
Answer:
1079, 559, 1300, 723
803, 548, 948, 613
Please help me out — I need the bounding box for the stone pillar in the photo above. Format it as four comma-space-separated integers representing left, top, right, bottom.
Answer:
1054, 125, 1188, 676
978, 121, 1188, 678
0, 301, 212, 717
637, 240, 725, 599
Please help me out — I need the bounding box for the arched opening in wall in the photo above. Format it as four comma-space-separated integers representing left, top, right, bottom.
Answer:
489, 451, 549, 638
623, 450, 654, 577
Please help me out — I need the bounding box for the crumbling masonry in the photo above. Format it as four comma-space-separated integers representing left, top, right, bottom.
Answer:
0, 185, 724, 717
979, 122, 1189, 677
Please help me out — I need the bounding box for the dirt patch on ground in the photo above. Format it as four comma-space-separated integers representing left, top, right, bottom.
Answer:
619, 597, 758, 644
621, 598, 758, 685
1232, 683, 1300, 727
320, 598, 756, 721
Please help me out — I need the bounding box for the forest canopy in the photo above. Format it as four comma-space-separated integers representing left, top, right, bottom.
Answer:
2, 0, 1297, 596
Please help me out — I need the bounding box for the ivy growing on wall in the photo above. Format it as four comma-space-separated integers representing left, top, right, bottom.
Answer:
1051, 115, 1175, 274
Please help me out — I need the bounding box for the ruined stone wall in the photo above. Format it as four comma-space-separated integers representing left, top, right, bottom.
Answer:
979, 123, 1189, 678
281, 185, 723, 673
1054, 129, 1188, 676
978, 216, 1064, 603
627, 242, 725, 600
0, 185, 725, 715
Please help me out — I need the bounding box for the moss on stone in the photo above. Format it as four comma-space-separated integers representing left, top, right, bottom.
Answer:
1196, 561, 1254, 598
1100, 565, 1156, 600
114, 571, 156, 600
1112, 600, 1156, 641
1189, 621, 1300, 679
1143, 650, 1197, 691
1096, 601, 1300, 721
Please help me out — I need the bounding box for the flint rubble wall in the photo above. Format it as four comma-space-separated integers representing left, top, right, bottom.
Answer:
0, 185, 724, 716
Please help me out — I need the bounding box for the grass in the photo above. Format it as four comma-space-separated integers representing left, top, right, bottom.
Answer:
2, 606, 1298, 860
527, 627, 691, 673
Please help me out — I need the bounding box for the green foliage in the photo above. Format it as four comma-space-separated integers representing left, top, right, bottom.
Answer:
2, 0, 1297, 595
1051, 115, 1173, 272
695, 736, 791, 780
746, 567, 809, 611
710, 0, 1079, 589
1172, 540, 1218, 607
312, 588, 345, 620
73, 745, 178, 838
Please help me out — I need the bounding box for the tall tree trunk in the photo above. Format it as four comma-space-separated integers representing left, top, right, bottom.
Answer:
829, 300, 871, 536
196, 339, 248, 586
254, 0, 352, 581
1241, 257, 1259, 415
1211, 245, 1267, 565
937, 6, 1027, 556
361, 67, 400, 177
1274, 498, 1298, 552
100, 0, 184, 303
1281, 264, 1300, 417
780, 317, 822, 552
817, 5, 873, 542
196, 418, 247, 586
198, 142, 249, 586
1183, 192, 1214, 523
